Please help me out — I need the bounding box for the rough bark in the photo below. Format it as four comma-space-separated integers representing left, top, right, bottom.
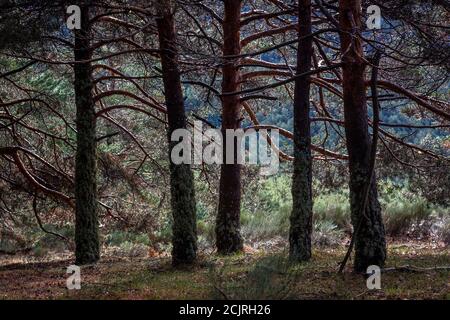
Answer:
216, 0, 244, 255
338, 0, 386, 273
289, 0, 313, 262
156, 6, 197, 266
74, 3, 100, 265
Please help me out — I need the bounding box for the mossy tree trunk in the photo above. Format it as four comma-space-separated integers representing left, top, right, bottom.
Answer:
156, 5, 197, 266
338, 0, 386, 272
74, 3, 100, 265
289, 0, 313, 262
216, 0, 244, 255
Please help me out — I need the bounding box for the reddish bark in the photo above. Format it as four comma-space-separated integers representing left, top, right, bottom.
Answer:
216, 0, 244, 254
338, 0, 386, 272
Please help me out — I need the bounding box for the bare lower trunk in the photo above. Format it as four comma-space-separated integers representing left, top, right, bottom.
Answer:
74, 3, 99, 265
216, 0, 244, 254
338, 0, 386, 272
289, 0, 313, 262
156, 6, 197, 265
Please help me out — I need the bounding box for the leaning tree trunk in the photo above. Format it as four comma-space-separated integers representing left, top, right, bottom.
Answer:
338, 0, 386, 272
156, 6, 197, 266
74, 3, 100, 265
216, 0, 244, 255
289, 0, 313, 262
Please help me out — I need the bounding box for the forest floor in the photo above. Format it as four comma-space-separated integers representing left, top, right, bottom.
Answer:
0, 241, 448, 300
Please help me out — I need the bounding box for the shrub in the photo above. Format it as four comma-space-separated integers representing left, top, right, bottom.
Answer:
379, 181, 434, 236
383, 198, 431, 236
240, 176, 292, 241
197, 219, 215, 245
105, 230, 151, 247
312, 220, 344, 247
241, 205, 291, 241
313, 190, 351, 231
237, 176, 448, 243
31, 224, 74, 251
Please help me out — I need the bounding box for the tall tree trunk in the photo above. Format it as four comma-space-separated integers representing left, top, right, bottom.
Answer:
156, 5, 197, 266
338, 0, 386, 272
289, 0, 313, 262
74, 3, 100, 265
216, 0, 244, 255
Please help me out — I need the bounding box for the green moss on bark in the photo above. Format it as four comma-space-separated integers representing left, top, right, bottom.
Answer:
169, 161, 197, 265
73, 4, 99, 265
290, 147, 313, 262
157, 7, 198, 265
289, 0, 313, 262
